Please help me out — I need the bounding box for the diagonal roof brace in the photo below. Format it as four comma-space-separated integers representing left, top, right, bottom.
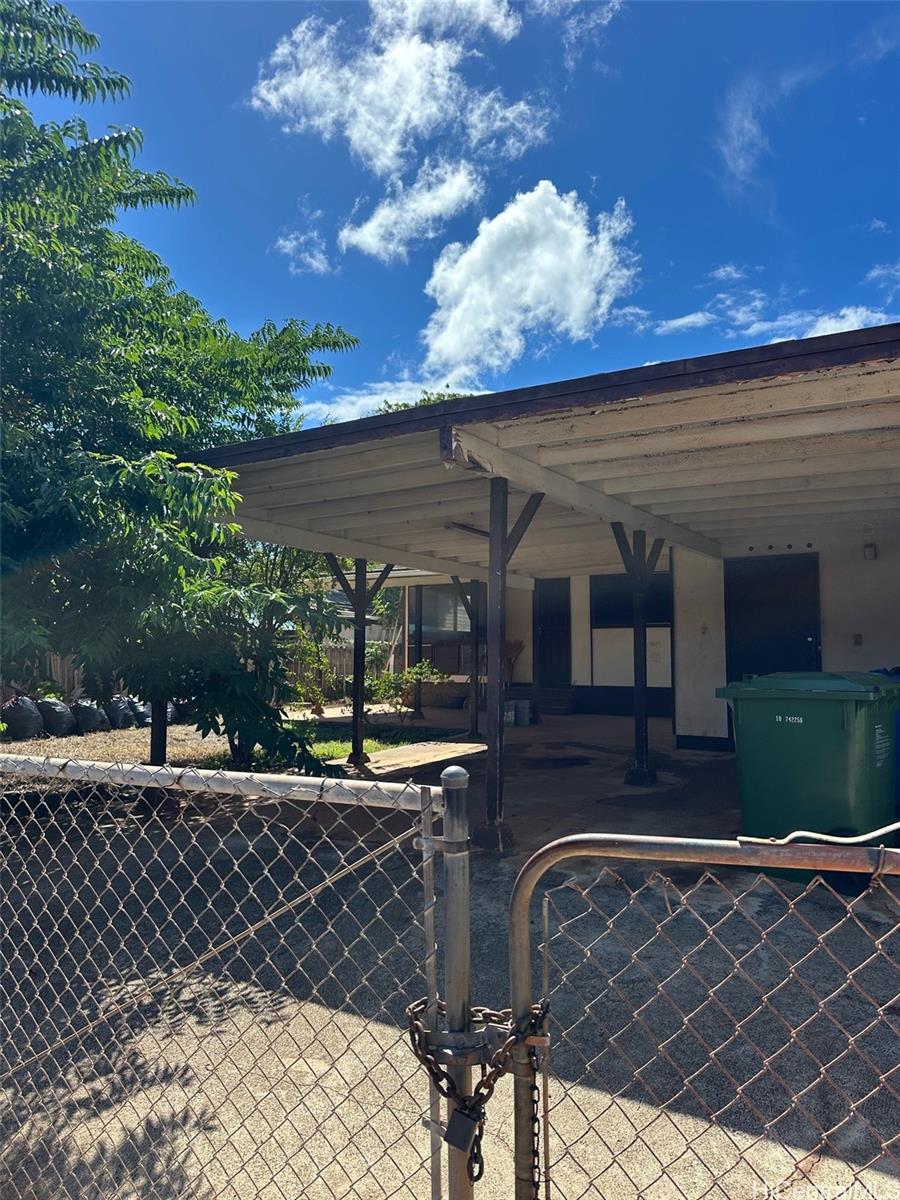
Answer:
235, 514, 536, 589
444, 426, 722, 559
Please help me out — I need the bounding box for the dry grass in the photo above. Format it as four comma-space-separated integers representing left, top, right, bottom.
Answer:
0, 723, 230, 767
0, 716, 452, 772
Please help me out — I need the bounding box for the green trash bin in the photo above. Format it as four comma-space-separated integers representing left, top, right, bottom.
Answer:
716, 672, 899, 841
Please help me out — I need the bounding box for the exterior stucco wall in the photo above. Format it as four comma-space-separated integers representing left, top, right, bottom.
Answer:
507, 586, 534, 683
818, 531, 900, 671
672, 548, 729, 741
570, 576, 592, 685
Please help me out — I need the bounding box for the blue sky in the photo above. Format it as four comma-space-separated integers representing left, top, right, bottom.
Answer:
48, 1, 900, 425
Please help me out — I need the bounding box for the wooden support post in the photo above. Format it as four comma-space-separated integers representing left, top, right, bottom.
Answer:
612, 523, 665, 786
469, 581, 480, 737
350, 557, 368, 766
325, 554, 392, 766
412, 584, 424, 719
149, 699, 168, 766
475, 476, 509, 851
402, 587, 410, 669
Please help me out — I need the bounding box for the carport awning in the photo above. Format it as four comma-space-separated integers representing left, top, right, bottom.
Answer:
203, 324, 900, 583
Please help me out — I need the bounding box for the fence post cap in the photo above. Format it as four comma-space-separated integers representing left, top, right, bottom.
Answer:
440, 765, 469, 789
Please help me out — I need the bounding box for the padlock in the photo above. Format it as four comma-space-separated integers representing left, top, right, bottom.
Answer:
443, 1105, 481, 1153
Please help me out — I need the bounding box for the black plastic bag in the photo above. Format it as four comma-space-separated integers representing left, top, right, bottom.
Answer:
71, 701, 112, 734
104, 695, 135, 729
36, 698, 77, 737
2, 696, 44, 740
127, 697, 152, 727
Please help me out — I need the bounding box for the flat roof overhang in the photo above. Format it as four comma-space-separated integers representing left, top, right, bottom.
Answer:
201, 324, 900, 583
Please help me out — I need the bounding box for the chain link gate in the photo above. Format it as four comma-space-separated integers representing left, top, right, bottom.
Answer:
3, 754, 900, 1200
509, 831, 900, 1200
0, 755, 452, 1200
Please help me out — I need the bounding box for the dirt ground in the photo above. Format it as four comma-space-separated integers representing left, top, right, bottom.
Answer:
2, 722, 231, 768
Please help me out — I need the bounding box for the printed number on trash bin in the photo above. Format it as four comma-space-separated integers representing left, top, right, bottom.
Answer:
775, 714, 803, 724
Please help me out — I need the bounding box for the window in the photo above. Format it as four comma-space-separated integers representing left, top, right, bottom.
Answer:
421, 585, 471, 634
590, 572, 673, 626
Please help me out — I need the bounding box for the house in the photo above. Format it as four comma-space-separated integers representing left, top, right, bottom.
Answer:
203, 323, 900, 845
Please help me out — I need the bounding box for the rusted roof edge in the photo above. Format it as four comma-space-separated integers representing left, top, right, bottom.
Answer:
199, 322, 900, 468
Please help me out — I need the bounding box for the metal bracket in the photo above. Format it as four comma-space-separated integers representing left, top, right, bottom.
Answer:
414, 835, 470, 857
424, 1022, 512, 1067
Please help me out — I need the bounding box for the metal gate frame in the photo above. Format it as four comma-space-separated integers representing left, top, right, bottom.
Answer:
507, 831, 900, 1200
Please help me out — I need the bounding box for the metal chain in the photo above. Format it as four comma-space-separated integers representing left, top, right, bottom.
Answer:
406, 997, 549, 1186
528, 1045, 542, 1198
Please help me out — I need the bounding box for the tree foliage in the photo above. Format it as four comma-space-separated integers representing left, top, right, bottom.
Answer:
1, 1, 356, 765
374, 388, 465, 415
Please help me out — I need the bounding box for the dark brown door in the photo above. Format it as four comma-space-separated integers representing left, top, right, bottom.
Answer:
535, 578, 571, 687
724, 553, 821, 682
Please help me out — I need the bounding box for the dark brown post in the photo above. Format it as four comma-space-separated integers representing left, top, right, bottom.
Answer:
350, 557, 368, 765
411, 584, 424, 719
475, 475, 508, 850
402, 587, 410, 669
468, 580, 479, 737
149, 699, 168, 766
630, 532, 652, 785
324, 554, 392, 766
612, 523, 665, 786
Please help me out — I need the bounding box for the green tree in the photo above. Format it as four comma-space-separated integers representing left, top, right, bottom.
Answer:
374, 388, 465, 415
0, 1, 355, 766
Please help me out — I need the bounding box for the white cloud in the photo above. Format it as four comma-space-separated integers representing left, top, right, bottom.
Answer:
303, 378, 432, 425
865, 258, 900, 302
708, 263, 745, 282
717, 69, 814, 192
649, 283, 896, 345
654, 310, 716, 335
465, 90, 550, 159
609, 305, 652, 333
274, 228, 331, 275
802, 306, 895, 338
423, 180, 637, 383
252, 19, 465, 178
869, 217, 892, 234
526, 0, 623, 68
371, 0, 521, 42
252, 7, 546, 180
730, 299, 894, 342
717, 287, 768, 329
340, 159, 483, 262
853, 14, 900, 65
560, 0, 622, 71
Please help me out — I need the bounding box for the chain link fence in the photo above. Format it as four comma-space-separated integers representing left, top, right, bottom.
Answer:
4, 755, 900, 1200
537, 860, 899, 1200
1, 756, 442, 1200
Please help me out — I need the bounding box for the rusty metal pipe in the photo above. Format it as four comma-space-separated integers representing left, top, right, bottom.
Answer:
508, 831, 900, 1200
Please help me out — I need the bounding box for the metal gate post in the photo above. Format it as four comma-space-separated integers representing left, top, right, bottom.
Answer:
441, 765, 474, 1200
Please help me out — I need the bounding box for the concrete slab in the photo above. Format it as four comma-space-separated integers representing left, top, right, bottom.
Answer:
367, 709, 740, 856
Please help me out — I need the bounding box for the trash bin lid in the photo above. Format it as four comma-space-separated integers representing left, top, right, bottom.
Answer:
716, 671, 897, 702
